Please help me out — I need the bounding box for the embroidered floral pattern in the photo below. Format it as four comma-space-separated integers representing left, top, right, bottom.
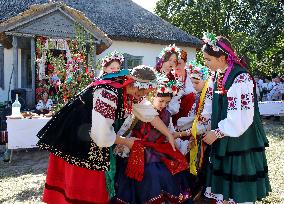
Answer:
101, 89, 118, 105
206, 86, 213, 100
214, 128, 225, 138
228, 96, 237, 110
233, 73, 253, 84
241, 93, 254, 110
216, 72, 227, 95
94, 99, 116, 120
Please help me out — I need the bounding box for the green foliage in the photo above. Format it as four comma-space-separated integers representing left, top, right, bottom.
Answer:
155, 0, 284, 76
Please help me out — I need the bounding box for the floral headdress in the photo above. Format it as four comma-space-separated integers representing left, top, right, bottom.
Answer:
159, 44, 181, 59
156, 73, 182, 96
202, 32, 224, 52
188, 60, 209, 81
202, 32, 246, 94
131, 65, 158, 89
101, 51, 124, 68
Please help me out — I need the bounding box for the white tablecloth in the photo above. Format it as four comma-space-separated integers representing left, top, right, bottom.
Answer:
7, 117, 51, 149
258, 101, 284, 116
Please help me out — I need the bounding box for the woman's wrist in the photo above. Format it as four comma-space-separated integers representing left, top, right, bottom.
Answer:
115, 135, 127, 145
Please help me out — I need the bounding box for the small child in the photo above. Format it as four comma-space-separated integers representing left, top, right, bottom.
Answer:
99, 51, 124, 76
115, 77, 194, 204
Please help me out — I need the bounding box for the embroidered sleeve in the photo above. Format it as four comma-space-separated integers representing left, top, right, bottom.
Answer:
217, 73, 254, 137
90, 88, 118, 147
196, 79, 213, 134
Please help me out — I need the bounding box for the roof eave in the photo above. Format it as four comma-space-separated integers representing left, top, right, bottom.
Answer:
109, 35, 202, 49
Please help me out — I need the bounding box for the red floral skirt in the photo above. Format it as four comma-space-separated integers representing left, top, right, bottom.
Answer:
42, 154, 109, 204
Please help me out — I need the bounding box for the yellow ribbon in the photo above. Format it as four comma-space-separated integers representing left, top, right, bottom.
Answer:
189, 79, 208, 175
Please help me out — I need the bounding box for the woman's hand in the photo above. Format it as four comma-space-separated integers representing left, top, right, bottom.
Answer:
173, 131, 182, 139
202, 131, 218, 145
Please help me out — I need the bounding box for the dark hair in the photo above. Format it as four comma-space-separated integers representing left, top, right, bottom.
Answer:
156, 92, 173, 98
202, 36, 233, 58
104, 59, 121, 68
155, 51, 179, 74
163, 52, 178, 64
131, 65, 156, 81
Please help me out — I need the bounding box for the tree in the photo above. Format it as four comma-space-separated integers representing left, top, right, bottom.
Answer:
155, 0, 284, 76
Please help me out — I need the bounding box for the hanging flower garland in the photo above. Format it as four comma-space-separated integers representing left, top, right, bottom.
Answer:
35, 26, 96, 112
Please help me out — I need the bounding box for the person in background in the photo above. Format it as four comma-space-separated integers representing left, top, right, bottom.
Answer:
36, 91, 53, 114
267, 76, 283, 101
169, 50, 196, 128
155, 44, 180, 81
99, 51, 124, 77
262, 77, 274, 101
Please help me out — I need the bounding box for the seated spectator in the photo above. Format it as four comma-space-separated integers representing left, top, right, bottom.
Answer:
36, 91, 53, 114
262, 77, 274, 101
267, 76, 283, 101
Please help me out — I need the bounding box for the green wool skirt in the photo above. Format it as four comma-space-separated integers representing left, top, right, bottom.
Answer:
206, 116, 271, 203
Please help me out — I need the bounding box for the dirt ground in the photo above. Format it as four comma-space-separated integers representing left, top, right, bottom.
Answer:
0, 119, 283, 204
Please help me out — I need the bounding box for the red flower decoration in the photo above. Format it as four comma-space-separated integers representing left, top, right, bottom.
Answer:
47, 64, 54, 70
160, 87, 165, 92
172, 86, 177, 91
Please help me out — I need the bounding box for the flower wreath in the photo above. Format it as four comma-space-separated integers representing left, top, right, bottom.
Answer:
156, 73, 182, 96
159, 44, 181, 59
188, 60, 209, 81
101, 51, 124, 68
202, 32, 225, 52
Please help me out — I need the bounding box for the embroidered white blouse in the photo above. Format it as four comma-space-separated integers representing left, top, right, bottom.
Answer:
215, 73, 255, 138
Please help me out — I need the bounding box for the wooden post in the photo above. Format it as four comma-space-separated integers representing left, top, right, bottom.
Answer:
93, 43, 99, 77
31, 38, 36, 106
12, 36, 18, 88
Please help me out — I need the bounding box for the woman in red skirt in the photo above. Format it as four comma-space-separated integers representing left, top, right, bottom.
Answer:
37, 59, 168, 203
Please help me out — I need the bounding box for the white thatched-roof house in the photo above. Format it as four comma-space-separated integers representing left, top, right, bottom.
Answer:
0, 0, 201, 107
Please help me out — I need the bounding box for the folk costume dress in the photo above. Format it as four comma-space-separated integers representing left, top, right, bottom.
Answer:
115, 108, 193, 204
204, 65, 271, 204
37, 77, 128, 204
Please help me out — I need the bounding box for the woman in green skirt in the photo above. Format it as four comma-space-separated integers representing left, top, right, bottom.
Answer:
201, 32, 271, 204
